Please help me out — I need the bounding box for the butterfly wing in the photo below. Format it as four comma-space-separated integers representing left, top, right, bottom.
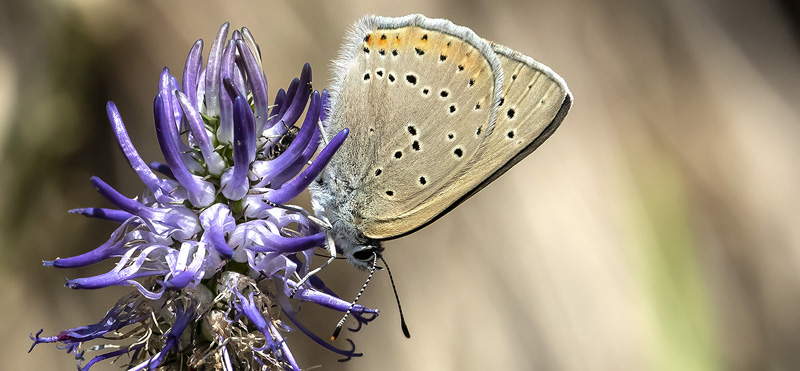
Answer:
319, 15, 571, 241
367, 42, 571, 240
320, 14, 503, 240
436, 43, 573, 218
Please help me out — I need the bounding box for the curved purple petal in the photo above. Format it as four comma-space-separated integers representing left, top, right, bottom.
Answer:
222, 77, 256, 163
265, 86, 289, 131
235, 292, 283, 354
264, 63, 310, 139
252, 90, 319, 187
247, 232, 325, 253
68, 207, 132, 223
163, 243, 207, 290
182, 39, 203, 111
128, 303, 194, 371
270, 127, 320, 188
90, 176, 150, 217
167, 74, 184, 128
154, 92, 215, 207
65, 245, 170, 291
241, 27, 264, 73
278, 299, 363, 360
45, 218, 168, 268
79, 344, 144, 371
266, 128, 348, 204
204, 22, 230, 117
236, 39, 269, 134
106, 102, 176, 203
220, 95, 254, 200
216, 39, 237, 145
295, 288, 378, 316
277, 63, 312, 130
30, 293, 149, 352
175, 90, 226, 176
200, 204, 235, 259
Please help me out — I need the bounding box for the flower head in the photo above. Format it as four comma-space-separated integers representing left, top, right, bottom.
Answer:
31, 23, 376, 370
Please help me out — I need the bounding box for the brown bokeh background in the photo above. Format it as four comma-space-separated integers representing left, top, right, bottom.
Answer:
2, 1, 799, 370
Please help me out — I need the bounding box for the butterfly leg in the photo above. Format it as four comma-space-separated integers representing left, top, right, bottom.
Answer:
290, 231, 337, 298
317, 118, 329, 146
263, 200, 339, 298
263, 199, 331, 231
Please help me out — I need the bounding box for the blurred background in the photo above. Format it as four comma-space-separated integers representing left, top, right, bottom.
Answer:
2, 0, 799, 370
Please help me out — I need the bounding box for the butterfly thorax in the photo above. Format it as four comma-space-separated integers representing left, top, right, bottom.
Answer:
310, 171, 383, 269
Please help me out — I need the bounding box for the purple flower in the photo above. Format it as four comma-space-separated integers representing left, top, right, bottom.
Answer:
30, 23, 377, 370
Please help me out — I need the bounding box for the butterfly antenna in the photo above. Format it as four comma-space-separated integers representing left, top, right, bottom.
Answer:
380, 255, 411, 338
332, 252, 377, 341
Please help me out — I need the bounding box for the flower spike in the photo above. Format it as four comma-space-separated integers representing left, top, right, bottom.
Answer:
33, 23, 376, 371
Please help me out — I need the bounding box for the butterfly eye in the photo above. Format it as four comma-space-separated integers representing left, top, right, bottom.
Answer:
352, 246, 377, 262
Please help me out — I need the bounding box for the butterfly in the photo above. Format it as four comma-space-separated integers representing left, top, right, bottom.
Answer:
309, 14, 572, 269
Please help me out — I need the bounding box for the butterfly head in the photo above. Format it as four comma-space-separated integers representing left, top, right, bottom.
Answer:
323, 214, 383, 269
328, 215, 384, 269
